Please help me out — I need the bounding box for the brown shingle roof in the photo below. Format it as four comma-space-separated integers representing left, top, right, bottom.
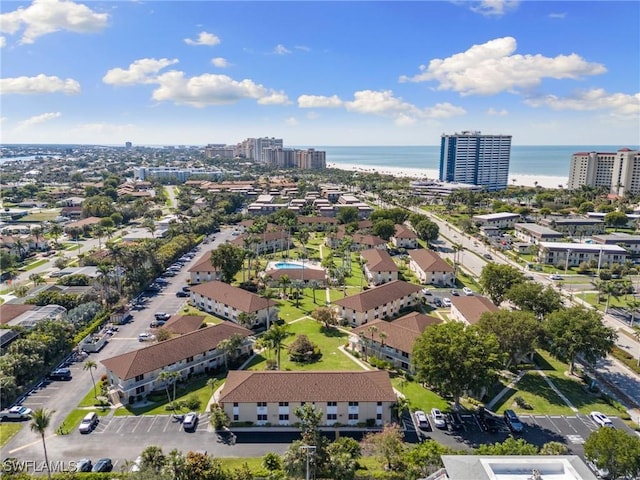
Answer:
188, 251, 219, 273
451, 295, 499, 325
393, 224, 418, 239
408, 249, 453, 273
64, 216, 101, 229
361, 248, 398, 272
333, 280, 422, 312
352, 311, 441, 354
191, 281, 269, 313
101, 322, 252, 380
219, 370, 396, 403
163, 315, 206, 335
0, 304, 35, 324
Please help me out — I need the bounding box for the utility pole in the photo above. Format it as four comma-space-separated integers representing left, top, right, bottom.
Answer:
299, 445, 316, 480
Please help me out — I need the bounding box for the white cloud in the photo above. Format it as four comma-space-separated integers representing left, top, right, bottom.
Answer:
298, 94, 343, 108
285, 117, 298, 126
0, 0, 108, 44
184, 31, 220, 46
103, 58, 178, 85
0, 36, 5, 47
487, 107, 509, 116
424, 102, 467, 119
258, 91, 290, 105
273, 44, 291, 55
525, 88, 640, 118
468, 0, 519, 17
0, 74, 80, 95
306, 111, 320, 120
294, 45, 310, 52
549, 12, 567, 19
211, 57, 229, 68
399, 37, 606, 96
151, 71, 288, 107
17, 111, 61, 129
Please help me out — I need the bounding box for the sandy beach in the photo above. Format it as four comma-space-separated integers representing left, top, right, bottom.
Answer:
327, 162, 568, 189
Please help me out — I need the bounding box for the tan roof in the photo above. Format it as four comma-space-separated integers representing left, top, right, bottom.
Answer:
264, 268, 326, 282
298, 216, 338, 224
101, 322, 252, 380
188, 251, 219, 273
353, 311, 441, 353
0, 304, 35, 324
408, 249, 454, 273
336, 231, 387, 247
219, 370, 396, 403
334, 280, 422, 312
393, 224, 418, 239
361, 248, 398, 272
230, 230, 289, 247
191, 281, 270, 313
451, 296, 499, 325
163, 315, 205, 335
64, 216, 101, 228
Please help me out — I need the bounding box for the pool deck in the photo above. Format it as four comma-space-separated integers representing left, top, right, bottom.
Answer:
265, 260, 323, 271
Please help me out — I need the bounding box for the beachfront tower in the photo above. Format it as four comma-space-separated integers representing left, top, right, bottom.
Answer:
439, 131, 512, 191
567, 148, 640, 196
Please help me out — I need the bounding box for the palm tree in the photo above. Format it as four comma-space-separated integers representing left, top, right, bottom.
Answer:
29, 273, 45, 287
309, 280, 320, 304
49, 224, 63, 247
368, 325, 378, 359
378, 331, 387, 360
218, 339, 232, 370
262, 323, 289, 370
262, 288, 278, 330
83, 360, 98, 398
30, 408, 54, 480
279, 274, 291, 298
157, 370, 180, 410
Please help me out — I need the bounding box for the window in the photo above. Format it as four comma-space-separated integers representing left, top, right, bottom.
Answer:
257, 402, 267, 407
233, 403, 238, 407
376, 413, 382, 420
348, 413, 358, 420
279, 402, 289, 407
186, 356, 194, 363
279, 414, 289, 421
348, 401, 359, 407
233, 415, 238, 421
327, 401, 337, 407
257, 414, 267, 421
135, 386, 145, 394
377, 402, 382, 406
135, 374, 144, 382
327, 413, 337, 420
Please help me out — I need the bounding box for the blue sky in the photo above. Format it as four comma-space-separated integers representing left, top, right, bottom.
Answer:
1, 0, 639, 146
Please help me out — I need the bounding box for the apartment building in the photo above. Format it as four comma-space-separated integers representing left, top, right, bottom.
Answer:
567, 148, 640, 195
537, 242, 628, 267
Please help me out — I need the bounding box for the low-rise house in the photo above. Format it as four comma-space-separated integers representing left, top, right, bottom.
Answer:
514, 223, 565, 244
191, 281, 274, 327
0, 304, 66, 328
297, 216, 338, 231
262, 267, 326, 287
163, 315, 206, 335
188, 252, 222, 285
102, 322, 253, 404
64, 216, 101, 232
350, 311, 441, 372
408, 249, 455, 286
450, 295, 499, 324
537, 241, 629, 267
390, 224, 418, 249
230, 231, 292, 255
539, 217, 605, 237
472, 212, 521, 229
325, 231, 387, 250
333, 280, 423, 326
217, 370, 396, 427
360, 248, 398, 286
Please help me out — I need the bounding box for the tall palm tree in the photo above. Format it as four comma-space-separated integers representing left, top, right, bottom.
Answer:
29, 273, 45, 287
378, 331, 387, 360
368, 325, 378, 359
30, 408, 54, 480
262, 323, 289, 370
49, 224, 63, 247
158, 370, 180, 410
309, 280, 320, 304
262, 288, 278, 330
83, 360, 98, 398
279, 274, 291, 298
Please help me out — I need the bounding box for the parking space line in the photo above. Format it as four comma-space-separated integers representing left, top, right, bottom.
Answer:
562, 416, 578, 433
147, 416, 158, 433
116, 417, 127, 433
546, 415, 562, 433
162, 416, 173, 432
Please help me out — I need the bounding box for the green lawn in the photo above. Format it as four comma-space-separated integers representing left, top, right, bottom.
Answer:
492, 372, 576, 415
19, 209, 61, 222
180, 304, 223, 325
23, 259, 48, 271
246, 319, 363, 372
391, 378, 449, 412
0, 423, 23, 447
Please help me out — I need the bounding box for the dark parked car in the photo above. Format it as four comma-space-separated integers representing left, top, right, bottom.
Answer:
74, 459, 92, 472
504, 409, 524, 433
476, 406, 500, 433
446, 412, 463, 431
92, 458, 113, 472
48, 368, 72, 381
483, 253, 493, 260
175, 290, 189, 297
149, 320, 167, 328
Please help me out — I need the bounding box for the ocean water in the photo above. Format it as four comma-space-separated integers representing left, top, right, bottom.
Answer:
313, 145, 637, 178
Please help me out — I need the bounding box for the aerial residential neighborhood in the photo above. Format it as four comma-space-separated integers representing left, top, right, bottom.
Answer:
0, 143, 639, 480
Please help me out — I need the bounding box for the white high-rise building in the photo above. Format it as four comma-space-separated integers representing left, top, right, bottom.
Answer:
439, 131, 512, 191
567, 148, 640, 195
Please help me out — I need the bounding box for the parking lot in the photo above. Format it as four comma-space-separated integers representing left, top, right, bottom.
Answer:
91, 413, 210, 436
413, 410, 635, 457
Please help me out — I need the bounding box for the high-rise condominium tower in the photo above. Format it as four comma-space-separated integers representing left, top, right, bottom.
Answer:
439, 131, 512, 191
567, 148, 640, 195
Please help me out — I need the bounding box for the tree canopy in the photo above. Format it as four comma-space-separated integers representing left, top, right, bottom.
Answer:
479, 263, 524, 305
210, 243, 245, 283
477, 310, 542, 368
584, 426, 640, 479
505, 281, 563, 319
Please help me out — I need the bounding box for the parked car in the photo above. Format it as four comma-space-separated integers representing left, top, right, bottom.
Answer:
176, 290, 190, 297
414, 410, 430, 430
138, 332, 155, 342
131, 456, 142, 472
78, 412, 98, 434
431, 408, 447, 429
182, 286, 191, 292
483, 253, 493, 260
183, 412, 198, 431
149, 320, 167, 328
590, 411, 614, 428
586, 459, 611, 479
92, 458, 113, 472
155, 312, 171, 321
446, 412, 463, 431
503, 409, 524, 433
74, 459, 92, 472
433, 297, 443, 308
421, 288, 432, 296
48, 368, 72, 381
462, 287, 473, 296
0, 406, 33, 421
550, 274, 563, 280
442, 297, 452, 307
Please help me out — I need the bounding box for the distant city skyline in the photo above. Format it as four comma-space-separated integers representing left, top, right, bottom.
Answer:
1, 1, 639, 146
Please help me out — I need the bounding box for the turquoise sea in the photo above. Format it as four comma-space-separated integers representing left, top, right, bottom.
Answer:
311, 145, 638, 178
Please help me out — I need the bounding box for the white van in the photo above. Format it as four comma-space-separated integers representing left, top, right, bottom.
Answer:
78, 412, 98, 434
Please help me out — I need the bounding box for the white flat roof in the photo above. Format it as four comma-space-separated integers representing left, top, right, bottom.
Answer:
539, 242, 627, 252
473, 212, 520, 220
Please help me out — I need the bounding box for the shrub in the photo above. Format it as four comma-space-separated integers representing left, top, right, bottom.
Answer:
514, 396, 533, 409
184, 394, 202, 411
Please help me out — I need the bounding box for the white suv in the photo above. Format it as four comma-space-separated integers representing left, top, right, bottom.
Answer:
462, 287, 473, 296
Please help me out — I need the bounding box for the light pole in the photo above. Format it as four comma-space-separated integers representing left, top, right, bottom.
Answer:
300, 445, 316, 480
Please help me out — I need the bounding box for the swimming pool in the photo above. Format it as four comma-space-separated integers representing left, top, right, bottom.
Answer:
273, 262, 305, 269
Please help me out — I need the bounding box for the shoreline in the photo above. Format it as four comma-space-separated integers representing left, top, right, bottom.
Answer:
327, 162, 568, 189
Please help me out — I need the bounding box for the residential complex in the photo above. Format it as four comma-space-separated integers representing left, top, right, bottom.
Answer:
567, 148, 640, 195
439, 131, 512, 192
